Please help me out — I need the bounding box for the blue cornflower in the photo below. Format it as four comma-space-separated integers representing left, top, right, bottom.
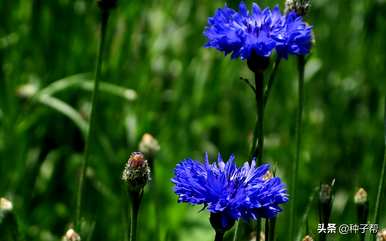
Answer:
204, 2, 312, 60
172, 153, 288, 231
274, 11, 313, 59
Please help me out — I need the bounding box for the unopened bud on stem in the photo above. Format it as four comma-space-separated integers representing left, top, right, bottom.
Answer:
354, 188, 368, 204
285, 0, 311, 16
0, 198, 13, 212
302, 235, 314, 241
377, 229, 386, 241
139, 133, 160, 159
122, 152, 151, 191
62, 229, 81, 241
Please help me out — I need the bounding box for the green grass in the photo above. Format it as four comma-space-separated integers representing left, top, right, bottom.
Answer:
0, 1, 386, 241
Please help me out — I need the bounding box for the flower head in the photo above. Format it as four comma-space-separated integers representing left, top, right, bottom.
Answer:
122, 152, 151, 191
172, 153, 288, 230
204, 2, 312, 60
273, 11, 313, 59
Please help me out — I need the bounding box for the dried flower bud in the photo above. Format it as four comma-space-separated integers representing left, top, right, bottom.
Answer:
0, 198, 13, 212
249, 231, 265, 241
16, 83, 38, 99
302, 235, 314, 241
139, 133, 160, 158
377, 229, 386, 241
122, 152, 151, 191
97, 0, 117, 11
319, 183, 333, 230
62, 229, 81, 241
354, 188, 368, 204
285, 0, 311, 16
319, 184, 332, 203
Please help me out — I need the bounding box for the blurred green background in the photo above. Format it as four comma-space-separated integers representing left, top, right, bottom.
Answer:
0, 0, 385, 240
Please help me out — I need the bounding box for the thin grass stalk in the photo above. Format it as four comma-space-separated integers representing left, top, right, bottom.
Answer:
75, 9, 110, 228
373, 96, 386, 241
289, 55, 305, 240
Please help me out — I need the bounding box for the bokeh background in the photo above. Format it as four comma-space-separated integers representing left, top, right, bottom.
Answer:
0, 0, 385, 240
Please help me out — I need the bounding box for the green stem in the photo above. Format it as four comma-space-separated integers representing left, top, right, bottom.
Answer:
265, 218, 276, 241
256, 218, 261, 241
254, 71, 264, 165
289, 55, 305, 240
232, 221, 239, 241
237, 60, 281, 241
75, 9, 110, 228
263, 57, 281, 108
249, 59, 281, 161
129, 190, 143, 241
214, 231, 224, 241
373, 96, 386, 241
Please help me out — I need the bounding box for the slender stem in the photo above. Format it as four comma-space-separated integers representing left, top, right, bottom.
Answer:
265, 218, 276, 241
249, 60, 281, 160
214, 231, 224, 241
256, 218, 261, 241
373, 96, 386, 241
254, 71, 264, 165
238, 58, 280, 241
263, 57, 281, 108
289, 55, 305, 240
75, 9, 110, 228
357, 202, 368, 241
129, 190, 143, 241
232, 221, 239, 241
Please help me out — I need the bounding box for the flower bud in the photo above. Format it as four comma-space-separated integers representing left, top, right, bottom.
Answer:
0, 198, 13, 212
302, 235, 314, 241
62, 229, 81, 241
249, 231, 265, 241
377, 229, 386, 241
319, 184, 332, 203
139, 133, 160, 159
16, 83, 38, 99
285, 0, 311, 16
122, 152, 151, 191
319, 183, 333, 236
354, 188, 368, 204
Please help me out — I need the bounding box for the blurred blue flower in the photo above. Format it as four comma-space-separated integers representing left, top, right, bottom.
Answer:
274, 11, 313, 59
172, 153, 288, 230
204, 2, 312, 60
